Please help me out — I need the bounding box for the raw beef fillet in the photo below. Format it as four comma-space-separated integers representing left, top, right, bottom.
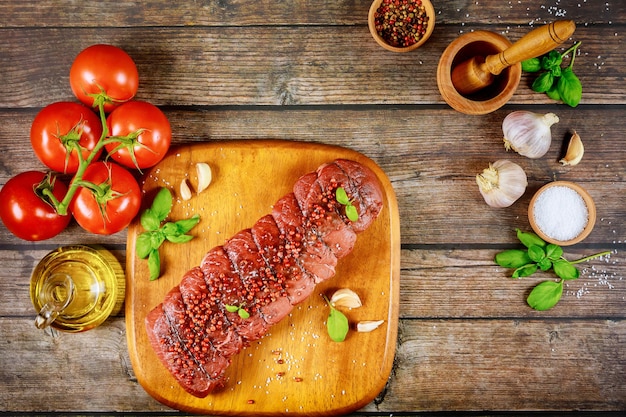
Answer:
145, 158, 384, 397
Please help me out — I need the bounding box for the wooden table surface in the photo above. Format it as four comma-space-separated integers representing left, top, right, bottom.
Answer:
1, 0, 624, 415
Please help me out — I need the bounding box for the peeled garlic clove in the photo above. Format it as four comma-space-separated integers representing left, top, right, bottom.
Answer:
476, 160, 527, 208
502, 111, 559, 159
180, 178, 192, 201
196, 162, 212, 194
329, 288, 362, 309
559, 130, 584, 166
356, 320, 384, 332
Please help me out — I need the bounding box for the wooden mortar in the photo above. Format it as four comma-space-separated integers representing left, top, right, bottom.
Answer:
437, 21, 576, 115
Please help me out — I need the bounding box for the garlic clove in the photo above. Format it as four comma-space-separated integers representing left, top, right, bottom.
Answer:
559, 131, 584, 166
502, 111, 559, 159
329, 288, 362, 309
356, 320, 384, 332
196, 162, 212, 194
476, 160, 527, 208
180, 178, 192, 201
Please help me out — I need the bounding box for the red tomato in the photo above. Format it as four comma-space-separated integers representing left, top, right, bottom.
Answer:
30, 101, 103, 174
70, 161, 141, 235
105, 101, 171, 169
69, 44, 139, 113
0, 171, 71, 241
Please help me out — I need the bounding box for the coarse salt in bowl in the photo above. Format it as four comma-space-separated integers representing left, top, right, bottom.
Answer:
528, 181, 596, 246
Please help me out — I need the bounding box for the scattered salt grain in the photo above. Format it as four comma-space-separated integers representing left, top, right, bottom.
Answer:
532, 186, 588, 241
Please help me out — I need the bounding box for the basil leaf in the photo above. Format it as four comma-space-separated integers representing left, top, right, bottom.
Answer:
345, 205, 359, 222
136, 232, 154, 259
174, 215, 201, 234
148, 249, 161, 281
557, 68, 582, 107
549, 66, 562, 77
140, 208, 161, 232
150, 231, 165, 250
516, 229, 546, 249
495, 249, 532, 269
541, 50, 562, 70
538, 258, 552, 271
327, 308, 349, 342
545, 244, 563, 261
522, 58, 541, 72
225, 304, 240, 313
528, 245, 546, 263
336, 187, 350, 205
527, 280, 563, 311
152, 188, 173, 221
532, 71, 554, 93
166, 234, 194, 244
553, 259, 580, 280
546, 83, 561, 101
238, 309, 250, 319
512, 263, 538, 278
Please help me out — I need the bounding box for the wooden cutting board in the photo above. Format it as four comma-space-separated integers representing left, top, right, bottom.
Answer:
125, 140, 400, 415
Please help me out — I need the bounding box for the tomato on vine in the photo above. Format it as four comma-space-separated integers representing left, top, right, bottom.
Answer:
105, 100, 172, 169
0, 171, 71, 241
30, 101, 103, 174
69, 161, 141, 235
69, 44, 139, 113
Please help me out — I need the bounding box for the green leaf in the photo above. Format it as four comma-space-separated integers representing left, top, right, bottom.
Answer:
166, 234, 194, 244
174, 215, 201, 234
521, 57, 541, 72
136, 232, 154, 259
546, 83, 561, 100
238, 309, 250, 319
549, 65, 562, 77
225, 304, 240, 313
527, 280, 563, 311
538, 258, 553, 271
495, 249, 532, 269
345, 205, 359, 222
336, 187, 350, 205
512, 263, 538, 278
151, 188, 173, 221
327, 308, 349, 342
148, 249, 161, 281
150, 231, 166, 251
541, 50, 563, 70
532, 71, 554, 93
545, 244, 563, 261
528, 245, 546, 263
553, 259, 580, 280
557, 68, 582, 107
516, 229, 546, 249
140, 208, 161, 232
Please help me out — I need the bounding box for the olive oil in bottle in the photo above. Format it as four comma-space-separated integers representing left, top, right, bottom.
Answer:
30, 245, 125, 333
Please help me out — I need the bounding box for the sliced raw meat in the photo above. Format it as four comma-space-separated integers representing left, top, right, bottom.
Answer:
145, 158, 385, 398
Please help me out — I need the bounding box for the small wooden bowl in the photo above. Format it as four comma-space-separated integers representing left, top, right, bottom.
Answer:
437, 31, 521, 115
528, 181, 596, 246
368, 0, 435, 53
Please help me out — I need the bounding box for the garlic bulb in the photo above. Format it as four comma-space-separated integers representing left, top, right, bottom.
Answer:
502, 111, 559, 158
476, 160, 527, 208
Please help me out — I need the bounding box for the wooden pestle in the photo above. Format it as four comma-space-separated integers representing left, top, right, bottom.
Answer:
451, 20, 576, 95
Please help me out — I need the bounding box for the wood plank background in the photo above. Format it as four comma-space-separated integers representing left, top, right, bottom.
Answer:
0, 0, 624, 415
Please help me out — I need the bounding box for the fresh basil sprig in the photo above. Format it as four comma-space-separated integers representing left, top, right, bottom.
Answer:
522, 41, 582, 107
136, 187, 200, 280
323, 295, 349, 342
495, 229, 610, 310
336, 187, 359, 222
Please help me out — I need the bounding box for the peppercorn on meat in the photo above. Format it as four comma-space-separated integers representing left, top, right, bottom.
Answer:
145, 159, 384, 397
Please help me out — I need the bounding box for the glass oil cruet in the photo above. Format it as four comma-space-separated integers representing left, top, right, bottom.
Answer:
29, 245, 125, 333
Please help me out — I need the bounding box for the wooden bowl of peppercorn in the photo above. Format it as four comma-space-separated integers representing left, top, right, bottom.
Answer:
368, 0, 435, 53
